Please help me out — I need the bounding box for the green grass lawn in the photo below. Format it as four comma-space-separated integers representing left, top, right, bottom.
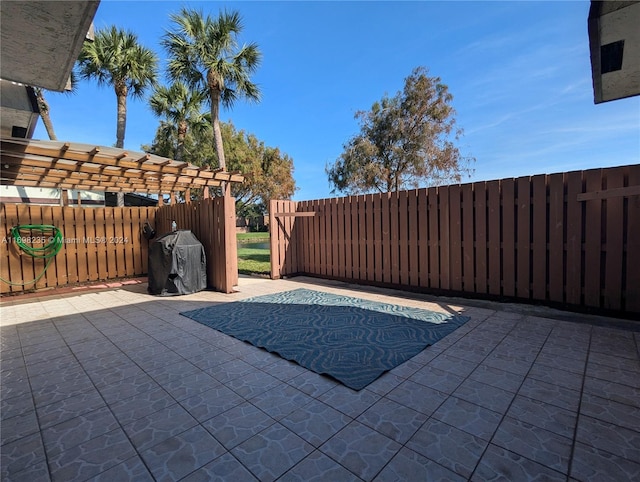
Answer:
237, 232, 269, 242
237, 233, 270, 275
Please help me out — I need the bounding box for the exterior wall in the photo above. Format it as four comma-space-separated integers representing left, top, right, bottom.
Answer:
0, 186, 105, 205
270, 165, 640, 316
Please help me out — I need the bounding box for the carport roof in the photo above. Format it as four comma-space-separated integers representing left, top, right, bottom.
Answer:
0, 137, 244, 194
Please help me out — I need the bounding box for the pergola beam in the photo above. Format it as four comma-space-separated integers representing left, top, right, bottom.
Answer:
0, 137, 244, 195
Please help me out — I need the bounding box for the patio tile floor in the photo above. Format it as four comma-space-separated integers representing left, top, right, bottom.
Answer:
1, 275, 639, 481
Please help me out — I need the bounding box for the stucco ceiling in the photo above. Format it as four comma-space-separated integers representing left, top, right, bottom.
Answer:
0, 1, 99, 92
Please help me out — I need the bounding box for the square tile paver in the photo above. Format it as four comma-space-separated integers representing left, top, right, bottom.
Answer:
47, 428, 136, 482
320, 421, 401, 481
570, 441, 640, 482
123, 404, 198, 453
281, 399, 352, 447
181, 452, 259, 482
140, 425, 226, 481
42, 407, 119, 457
2, 276, 639, 482
250, 384, 314, 420
203, 402, 276, 450
406, 418, 488, 479
357, 397, 427, 444
472, 444, 566, 482
374, 447, 465, 482
232, 423, 314, 482
491, 416, 572, 474
279, 450, 360, 481
432, 397, 502, 441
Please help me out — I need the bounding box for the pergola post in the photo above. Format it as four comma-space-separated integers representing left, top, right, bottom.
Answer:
185, 188, 191, 204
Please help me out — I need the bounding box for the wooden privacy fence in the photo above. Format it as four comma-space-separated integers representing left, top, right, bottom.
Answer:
0, 204, 156, 294
270, 164, 640, 316
156, 197, 238, 293
1, 196, 238, 294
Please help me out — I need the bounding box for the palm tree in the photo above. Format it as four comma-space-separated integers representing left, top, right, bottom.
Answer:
162, 8, 261, 176
149, 81, 208, 163
78, 26, 158, 150
34, 72, 79, 140
34, 88, 57, 140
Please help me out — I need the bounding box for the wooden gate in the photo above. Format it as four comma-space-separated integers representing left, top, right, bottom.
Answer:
156, 197, 238, 293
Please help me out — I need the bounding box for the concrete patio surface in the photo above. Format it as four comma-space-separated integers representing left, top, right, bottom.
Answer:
1, 275, 639, 481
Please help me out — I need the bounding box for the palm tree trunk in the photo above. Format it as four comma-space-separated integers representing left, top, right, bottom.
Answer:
210, 95, 226, 169
115, 87, 127, 206
35, 89, 57, 140
176, 120, 187, 163
209, 86, 229, 197
116, 92, 127, 149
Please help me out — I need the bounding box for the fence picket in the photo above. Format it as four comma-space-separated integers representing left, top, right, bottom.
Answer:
475, 183, 487, 294
502, 179, 516, 297
398, 190, 409, 286
462, 184, 475, 293
516, 177, 531, 299
407, 190, 418, 286
337, 197, 346, 279
388, 191, 399, 284
487, 181, 501, 296
345, 197, 354, 280
428, 187, 440, 289
439, 186, 451, 290
114, 208, 126, 278
62, 207, 78, 284
548, 173, 564, 303
584, 169, 602, 307
1, 205, 19, 292
626, 165, 640, 312
565, 171, 583, 305
603, 167, 625, 310
532, 175, 547, 300
373, 194, 383, 283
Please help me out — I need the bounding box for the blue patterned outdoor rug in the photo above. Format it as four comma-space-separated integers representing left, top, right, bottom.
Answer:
180, 288, 469, 390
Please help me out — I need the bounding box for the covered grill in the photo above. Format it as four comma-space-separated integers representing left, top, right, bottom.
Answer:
148, 230, 207, 296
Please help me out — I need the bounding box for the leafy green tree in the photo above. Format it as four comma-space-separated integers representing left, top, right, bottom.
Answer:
149, 81, 209, 162
144, 119, 296, 208
237, 202, 266, 219
221, 122, 296, 211
327, 66, 474, 194
78, 26, 158, 149
162, 7, 261, 176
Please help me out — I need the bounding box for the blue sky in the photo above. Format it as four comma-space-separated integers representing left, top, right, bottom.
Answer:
35, 1, 639, 201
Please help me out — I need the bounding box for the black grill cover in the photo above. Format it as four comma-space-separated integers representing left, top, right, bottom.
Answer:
148, 230, 207, 296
